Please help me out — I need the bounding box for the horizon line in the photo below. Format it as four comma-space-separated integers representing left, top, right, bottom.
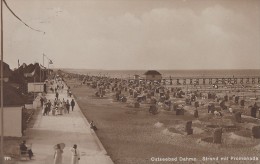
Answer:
56, 68, 260, 71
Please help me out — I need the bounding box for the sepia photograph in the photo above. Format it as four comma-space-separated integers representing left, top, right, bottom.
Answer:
0, 0, 260, 163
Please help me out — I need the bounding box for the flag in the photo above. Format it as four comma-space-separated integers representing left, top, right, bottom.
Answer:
49, 60, 53, 64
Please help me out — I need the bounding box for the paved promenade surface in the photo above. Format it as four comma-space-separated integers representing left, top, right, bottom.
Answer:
18, 83, 114, 164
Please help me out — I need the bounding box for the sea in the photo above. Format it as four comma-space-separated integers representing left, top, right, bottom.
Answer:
63, 69, 260, 79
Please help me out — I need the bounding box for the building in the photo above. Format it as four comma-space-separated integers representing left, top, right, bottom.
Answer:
134, 74, 140, 80
0, 83, 26, 137
144, 70, 162, 81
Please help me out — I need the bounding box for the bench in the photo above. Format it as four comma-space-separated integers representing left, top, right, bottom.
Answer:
19, 148, 30, 160
18, 143, 32, 160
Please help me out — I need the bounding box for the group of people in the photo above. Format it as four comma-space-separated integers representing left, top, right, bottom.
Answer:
20, 76, 84, 164
42, 97, 76, 116
20, 140, 81, 164
67, 87, 73, 97
41, 78, 76, 116
50, 78, 65, 93
54, 144, 80, 164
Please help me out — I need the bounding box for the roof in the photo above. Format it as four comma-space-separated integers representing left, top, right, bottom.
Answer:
0, 61, 12, 77
144, 70, 161, 76
12, 63, 46, 83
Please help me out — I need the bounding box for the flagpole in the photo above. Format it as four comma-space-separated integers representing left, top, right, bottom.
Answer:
48, 61, 49, 77
1, 0, 4, 163
42, 54, 44, 81
17, 59, 19, 74
40, 64, 41, 82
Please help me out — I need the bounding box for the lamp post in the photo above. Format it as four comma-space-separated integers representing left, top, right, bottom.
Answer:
43, 53, 44, 68
48, 60, 50, 78
42, 54, 44, 81
1, 0, 4, 163
39, 64, 41, 82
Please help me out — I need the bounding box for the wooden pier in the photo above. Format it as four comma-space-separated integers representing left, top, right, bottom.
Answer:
133, 76, 260, 86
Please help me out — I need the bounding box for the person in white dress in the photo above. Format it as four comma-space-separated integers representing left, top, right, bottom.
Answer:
54, 144, 63, 164
71, 144, 80, 164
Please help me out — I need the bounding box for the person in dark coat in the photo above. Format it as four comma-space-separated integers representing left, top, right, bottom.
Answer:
90, 121, 97, 131
56, 92, 59, 99
40, 97, 44, 107
20, 141, 33, 159
66, 100, 70, 114
71, 144, 80, 164
43, 103, 48, 116
47, 100, 52, 115
71, 99, 75, 111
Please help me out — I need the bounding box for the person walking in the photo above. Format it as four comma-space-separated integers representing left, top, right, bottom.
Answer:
54, 144, 63, 164
62, 99, 67, 114
66, 100, 70, 114
54, 98, 57, 106
55, 105, 59, 116
56, 92, 59, 99
67, 89, 70, 97
71, 144, 80, 164
51, 105, 56, 116
47, 100, 52, 115
71, 99, 75, 111
59, 102, 63, 115
57, 99, 61, 106
40, 97, 44, 107
43, 103, 48, 116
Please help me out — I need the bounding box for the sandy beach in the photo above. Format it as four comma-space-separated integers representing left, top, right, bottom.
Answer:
65, 78, 260, 164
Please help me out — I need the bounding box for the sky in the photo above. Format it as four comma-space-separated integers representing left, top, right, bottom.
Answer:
1, 0, 260, 70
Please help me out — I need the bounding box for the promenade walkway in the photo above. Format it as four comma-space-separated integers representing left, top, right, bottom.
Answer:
18, 82, 114, 164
